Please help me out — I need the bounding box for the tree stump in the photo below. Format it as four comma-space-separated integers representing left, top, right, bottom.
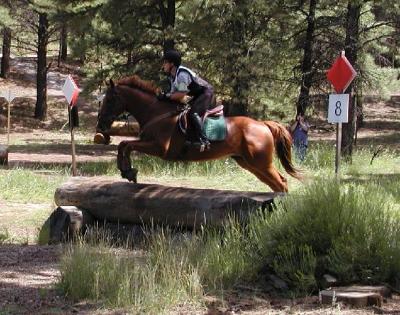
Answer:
54, 177, 283, 228
39, 206, 95, 244
0, 145, 8, 165
320, 285, 391, 307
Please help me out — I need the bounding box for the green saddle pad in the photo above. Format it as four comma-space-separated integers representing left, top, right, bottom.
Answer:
203, 116, 227, 141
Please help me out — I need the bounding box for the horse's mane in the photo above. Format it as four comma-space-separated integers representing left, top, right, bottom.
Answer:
117, 75, 160, 95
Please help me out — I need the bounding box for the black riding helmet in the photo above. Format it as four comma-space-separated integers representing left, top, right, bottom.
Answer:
163, 49, 181, 67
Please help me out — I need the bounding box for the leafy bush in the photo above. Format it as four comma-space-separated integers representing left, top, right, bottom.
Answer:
251, 178, 400, 291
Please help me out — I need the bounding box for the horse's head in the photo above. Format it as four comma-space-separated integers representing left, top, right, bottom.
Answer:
96, 79, 126, 134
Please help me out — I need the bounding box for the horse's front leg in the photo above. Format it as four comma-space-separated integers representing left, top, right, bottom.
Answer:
117, 141, 137, 182
117, 140, 164, 183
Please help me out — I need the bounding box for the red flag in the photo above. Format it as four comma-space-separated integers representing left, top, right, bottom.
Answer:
327, 54, 357, 93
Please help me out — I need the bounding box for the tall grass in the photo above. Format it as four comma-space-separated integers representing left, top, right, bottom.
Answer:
60, 175, 400, 310
59, 230, 203, 314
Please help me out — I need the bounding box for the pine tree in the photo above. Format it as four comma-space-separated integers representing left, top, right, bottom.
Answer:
0, 1, 14, 79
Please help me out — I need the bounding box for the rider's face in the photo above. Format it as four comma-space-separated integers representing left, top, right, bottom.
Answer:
162, 60, 174, 74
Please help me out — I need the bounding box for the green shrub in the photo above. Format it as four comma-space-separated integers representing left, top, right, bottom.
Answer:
250, 178, 400, 290
272, 244, 317, 294
0, 229, 12, 244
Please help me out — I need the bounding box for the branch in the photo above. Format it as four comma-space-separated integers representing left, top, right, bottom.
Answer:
362, 33, 392, 47
157, 0, 167, 26
46, 61, 52, 72
361, 21, 394, 34
370, 145, 384, 165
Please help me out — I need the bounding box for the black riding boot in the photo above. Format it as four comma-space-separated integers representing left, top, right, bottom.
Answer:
190, 112, 210, 151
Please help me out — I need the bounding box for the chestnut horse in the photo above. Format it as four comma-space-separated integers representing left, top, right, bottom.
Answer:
96, 76, 301, 192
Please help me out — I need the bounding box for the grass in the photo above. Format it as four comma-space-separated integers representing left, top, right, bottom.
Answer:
0, 168, 66, 203
56, 146, 400, 312
0, 228, 13, 244
59, 231, 203, 314
58, 175, 400, 312
1, 143, 400, 312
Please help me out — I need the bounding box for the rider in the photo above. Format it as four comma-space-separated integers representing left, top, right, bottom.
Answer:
159, 49, 215, 150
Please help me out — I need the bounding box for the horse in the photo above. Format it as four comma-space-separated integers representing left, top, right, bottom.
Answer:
96, 76, 302, 192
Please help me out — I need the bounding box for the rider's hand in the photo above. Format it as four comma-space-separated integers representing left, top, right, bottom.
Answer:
182, 95, 192, 104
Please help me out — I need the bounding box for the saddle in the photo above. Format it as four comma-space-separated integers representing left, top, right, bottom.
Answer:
178, 105, 227, 141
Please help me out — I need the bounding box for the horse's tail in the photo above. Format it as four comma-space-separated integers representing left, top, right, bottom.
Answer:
263, 120, 303, 180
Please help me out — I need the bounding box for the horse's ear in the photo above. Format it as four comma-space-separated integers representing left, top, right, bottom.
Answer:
109, 79, 115, 90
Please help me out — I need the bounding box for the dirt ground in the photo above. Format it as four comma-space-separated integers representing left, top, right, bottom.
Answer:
0, 57, 399, 314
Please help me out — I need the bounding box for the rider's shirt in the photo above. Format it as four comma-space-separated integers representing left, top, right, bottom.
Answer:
169, 66, 196, 93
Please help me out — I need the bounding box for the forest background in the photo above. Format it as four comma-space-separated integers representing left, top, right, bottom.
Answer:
0, 0, 399, 157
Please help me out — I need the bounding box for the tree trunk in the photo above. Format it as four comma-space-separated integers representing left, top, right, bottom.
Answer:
296, 0, 317, 116
54, 178, 281, 228
158, 0, 175, 52
225, 1, 250, 116
59, 23, 68, 65
35, 13, 49, 120
1, 27, 12, 79
341, 1, 361, 159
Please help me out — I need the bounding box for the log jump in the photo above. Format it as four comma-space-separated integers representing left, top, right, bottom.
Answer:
45, 177, 284, 243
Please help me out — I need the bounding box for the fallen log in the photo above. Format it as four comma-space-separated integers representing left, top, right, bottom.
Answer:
93, 121, 139, 144
54, 177, 283, 228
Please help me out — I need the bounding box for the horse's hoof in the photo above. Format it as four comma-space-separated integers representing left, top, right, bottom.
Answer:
121, 169, 138, 183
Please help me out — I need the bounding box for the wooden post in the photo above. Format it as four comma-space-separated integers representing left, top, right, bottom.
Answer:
7, 90, 11, 146
334, 50, 346, 177
68, 105, 77, 176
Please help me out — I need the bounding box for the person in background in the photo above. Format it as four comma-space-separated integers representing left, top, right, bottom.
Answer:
290, 113, 310, 162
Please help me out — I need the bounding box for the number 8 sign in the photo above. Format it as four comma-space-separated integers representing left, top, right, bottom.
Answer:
328, 94, 349, 123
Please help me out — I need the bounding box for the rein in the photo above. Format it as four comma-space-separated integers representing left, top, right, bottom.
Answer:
138, 100, 187, 138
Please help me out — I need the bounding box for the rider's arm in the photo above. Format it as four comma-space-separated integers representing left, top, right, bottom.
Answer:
169, 71, 191, 103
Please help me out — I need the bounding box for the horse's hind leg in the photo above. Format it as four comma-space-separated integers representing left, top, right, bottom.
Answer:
232, 156, 288, 192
